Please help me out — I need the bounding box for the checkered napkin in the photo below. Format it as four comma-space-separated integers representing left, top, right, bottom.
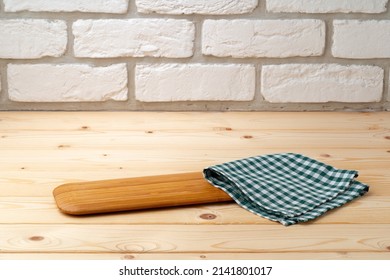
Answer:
203, 153, 369, 226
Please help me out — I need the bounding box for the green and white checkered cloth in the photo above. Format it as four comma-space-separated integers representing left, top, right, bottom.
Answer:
203, 153, 369, 226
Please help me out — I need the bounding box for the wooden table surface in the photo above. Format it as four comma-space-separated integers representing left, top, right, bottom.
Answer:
0, 111, 389, 260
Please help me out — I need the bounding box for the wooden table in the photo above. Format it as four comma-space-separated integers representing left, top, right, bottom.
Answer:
0, 112, 389, 260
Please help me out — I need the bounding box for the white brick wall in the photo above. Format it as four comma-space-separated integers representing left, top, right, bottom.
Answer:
333, 20, 390, 59
3, 0, 129, 13
261, 64, 384, 103
0, 19, 67, 59
73, 19, 195, 58
267, 0, 388, 14
8, 64, 128, 102
202, 19, 325, 58
0, 1, 388, 110
136, 0, 258, 15
135, 64, 255, 102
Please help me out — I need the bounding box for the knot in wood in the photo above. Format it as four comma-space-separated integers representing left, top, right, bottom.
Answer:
123, 255, 135, 260
200, 213, 217, 220
29, 236, 44, 241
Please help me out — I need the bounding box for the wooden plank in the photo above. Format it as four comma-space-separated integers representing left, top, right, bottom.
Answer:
1, 252, 389, 260
1, 156, 388, 179
0, 148, 390, 165
0, 196, 389, 225
1, 112, 389, 131
1, 155, 388, 176
2, 114, 389, 152
1, 130, 389, 150
1, 173, 388, 197
0, 224, 389, 253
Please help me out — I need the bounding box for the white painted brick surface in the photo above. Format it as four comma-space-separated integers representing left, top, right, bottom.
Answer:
136, 0, 258, 15
0, 19, 67, 59
261, 64, 383, 103
202, 19, 325, 58
3, 0, 129, 13
73, 19, 194, 58
135, 64, 255, 102
8, 64, 128, 102
333, 20, 390, 59
267, 0, 388, 13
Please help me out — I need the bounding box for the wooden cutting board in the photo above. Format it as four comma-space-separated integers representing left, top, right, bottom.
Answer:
53, 172, 232, 215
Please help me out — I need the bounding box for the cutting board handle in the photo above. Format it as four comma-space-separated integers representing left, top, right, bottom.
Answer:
53, 172, 232, 215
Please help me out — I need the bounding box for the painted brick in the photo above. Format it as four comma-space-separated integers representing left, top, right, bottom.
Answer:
267, 0, 388, 13
73, 19, 194, 58
0, 19, 67, 59
333, 20, 390, 59
8, 64, 128, 102
136, 0, 258, 15
135, 64, 255, 102
261, 64, 383, 103
202, 19, 325, 58
389, 73, 390, 101
3, 0, 129, 13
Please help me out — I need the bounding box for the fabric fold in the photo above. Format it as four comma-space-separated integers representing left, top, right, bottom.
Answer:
203, 153, 369, 226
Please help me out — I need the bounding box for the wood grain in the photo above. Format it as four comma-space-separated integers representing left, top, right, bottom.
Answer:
1, 252, 390, 260
1, 224, 389, 253
0, 196, 389, 224
0, 111, 389, 260
1, 112, 388, 131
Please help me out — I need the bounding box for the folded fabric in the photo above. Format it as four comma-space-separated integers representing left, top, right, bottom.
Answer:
203, 153, 369, 226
